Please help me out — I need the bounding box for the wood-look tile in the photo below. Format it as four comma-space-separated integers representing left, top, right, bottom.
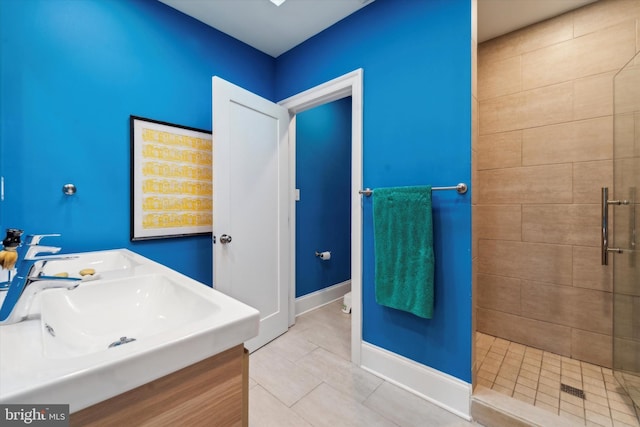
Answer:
363, 381, 470, 427
574, 72, 615, 121
250, 346, 323, 407
573, 160, 613, 204
479, 55, 521, 101
573, 0, 640, 38
295, 347, 383, 403
292, 383, 397, 427
517, 12, 574, 54
613, 112, 638, 160
249, 385, 313, 427
522, 38, 574, 90
475, 205, 521, 241
477, 308, 572, 356
477, 273, 521, 315
478, 240, 573, 286
573, 246, 613, 292
522, 204, 601, 247
478, 32, 521, 66
573, 21, 637, 80
613, 293, 640, 341
521, 282, 613, 335
522, 117, 613, 166
477, 130, 522, 170
613, 63, 640, 115
479, 93, 522, 135
476, 164, 573, 204
520, 82, 573, 129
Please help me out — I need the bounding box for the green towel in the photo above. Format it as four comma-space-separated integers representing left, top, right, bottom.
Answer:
373, 186, 434, 319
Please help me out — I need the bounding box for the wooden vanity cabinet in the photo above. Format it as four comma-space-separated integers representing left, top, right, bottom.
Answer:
70, 344, 249, 427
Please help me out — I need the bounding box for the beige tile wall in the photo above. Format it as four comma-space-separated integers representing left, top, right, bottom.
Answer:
475, 0, 640, 369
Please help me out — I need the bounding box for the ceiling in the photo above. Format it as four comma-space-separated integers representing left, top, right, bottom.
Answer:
158, 0, 599, 58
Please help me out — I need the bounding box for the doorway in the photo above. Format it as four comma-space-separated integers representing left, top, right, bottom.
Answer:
280, 69, 363, 365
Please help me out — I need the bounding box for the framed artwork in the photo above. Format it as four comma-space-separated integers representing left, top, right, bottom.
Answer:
130, 115, 213, 240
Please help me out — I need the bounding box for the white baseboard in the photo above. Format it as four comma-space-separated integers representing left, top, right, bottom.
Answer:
295, 280, 351, 317
361, 342, 471, 420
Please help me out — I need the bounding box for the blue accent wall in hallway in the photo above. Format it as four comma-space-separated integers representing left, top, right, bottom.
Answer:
276, 0, 473, 382
0, 0, 275, 286
295, 98, 352, 298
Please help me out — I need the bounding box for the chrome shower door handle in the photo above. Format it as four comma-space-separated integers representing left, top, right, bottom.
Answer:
602, 187, 610, 265
602, 187, 625, 265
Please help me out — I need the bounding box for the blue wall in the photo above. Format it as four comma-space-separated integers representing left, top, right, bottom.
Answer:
276, 0, 473, 382
295, 98, 351, 298
1, 0, 473, 383
0, 0, 275, 285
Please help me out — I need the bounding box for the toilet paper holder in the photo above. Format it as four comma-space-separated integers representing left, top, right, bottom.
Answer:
315, 251, 331, 260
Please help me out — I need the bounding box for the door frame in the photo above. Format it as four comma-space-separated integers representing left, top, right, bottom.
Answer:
278, 69, 363, 365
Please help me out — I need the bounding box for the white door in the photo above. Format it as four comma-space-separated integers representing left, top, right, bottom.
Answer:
212, 76, 290, 352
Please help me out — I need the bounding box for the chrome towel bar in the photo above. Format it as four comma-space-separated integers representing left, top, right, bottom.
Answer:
358, 183, 467, 197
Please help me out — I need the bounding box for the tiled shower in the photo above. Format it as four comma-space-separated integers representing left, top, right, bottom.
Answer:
473, 0, 640, 425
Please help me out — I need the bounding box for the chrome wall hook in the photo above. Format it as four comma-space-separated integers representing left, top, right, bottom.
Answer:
62, 184, 77, 196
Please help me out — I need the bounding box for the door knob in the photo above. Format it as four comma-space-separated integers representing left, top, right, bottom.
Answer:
220, 234, 233, 244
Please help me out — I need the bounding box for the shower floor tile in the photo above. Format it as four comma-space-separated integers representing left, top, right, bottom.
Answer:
476, 332, 640, 427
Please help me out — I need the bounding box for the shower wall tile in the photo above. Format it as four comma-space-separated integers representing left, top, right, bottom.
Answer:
572, 21, 637, 80
613, 63, 640, 115
478, 240, 573, 286
516, 12, 574, 56
521, 39, 574, 90
573, 0, 640, 38
520, 82, 573, 129
573, 72, 614, 121
478, 55, 521, 101
572, 246, 613, 292
522, 204, 600, 247
477, 130, 521, 170
475, 0, 636, 370
522, 117, 613, 166
477, 273, 521, 315
475, 205, 521, 241
612, 293, 640, 340
479, 93, 522, 135
477, 308, 572, 357
478, 32, 521, 67
521, 282, 613, 335
612, 248, 640, 297
573, 160, 613, 204
571, 329, 612, 368
476, 164, 572, 204
613, 337, 640, 372
613, 112, 637, 159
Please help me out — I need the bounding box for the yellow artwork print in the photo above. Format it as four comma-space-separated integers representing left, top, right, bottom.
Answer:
139, 124, 213, 231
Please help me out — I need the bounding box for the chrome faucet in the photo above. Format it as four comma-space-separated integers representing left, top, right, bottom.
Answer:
0, 233, 81, 325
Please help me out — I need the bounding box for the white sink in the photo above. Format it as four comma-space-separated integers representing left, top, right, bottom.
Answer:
40, 274, 220, 359
0, 249, 259, 412
41, 250, 136, 278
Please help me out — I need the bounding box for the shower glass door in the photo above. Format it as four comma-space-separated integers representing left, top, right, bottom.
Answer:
613, 51, 640, 407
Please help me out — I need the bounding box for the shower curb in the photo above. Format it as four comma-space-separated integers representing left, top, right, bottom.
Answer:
471, 387, 582, 427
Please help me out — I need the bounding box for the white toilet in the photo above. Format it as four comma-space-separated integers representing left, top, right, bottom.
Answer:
342, 291, 352, 314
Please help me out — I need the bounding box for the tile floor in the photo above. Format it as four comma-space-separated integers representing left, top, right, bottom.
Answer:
476, 332, 640, 427
248, 300, 479, 427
